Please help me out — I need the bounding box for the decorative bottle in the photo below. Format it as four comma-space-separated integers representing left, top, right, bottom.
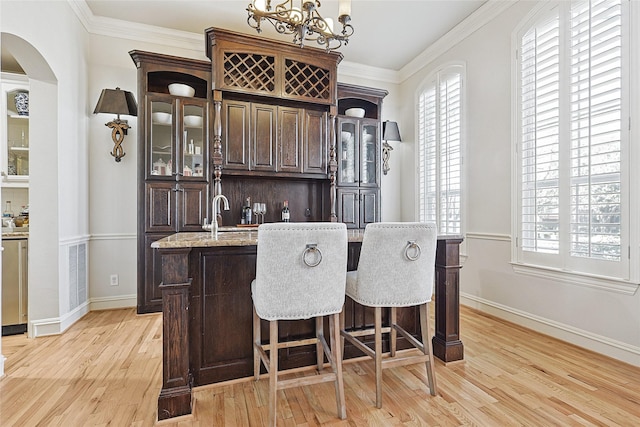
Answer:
3, 201, 14, 218
281, 200, 290, 222
242, 197, 252, 225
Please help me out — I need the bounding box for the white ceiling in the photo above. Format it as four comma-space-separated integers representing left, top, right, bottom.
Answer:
82, 0, 488, 71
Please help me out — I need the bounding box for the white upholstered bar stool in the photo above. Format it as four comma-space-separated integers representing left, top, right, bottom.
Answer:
252, 222, 348, 426
341, 222, 438, 408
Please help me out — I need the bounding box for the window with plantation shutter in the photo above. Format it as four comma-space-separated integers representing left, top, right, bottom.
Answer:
515, 0, 632, 282
418, 65, 463, 235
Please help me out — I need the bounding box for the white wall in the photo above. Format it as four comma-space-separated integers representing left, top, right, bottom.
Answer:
1, 0, 89, 336
398, 1, 640, 366
85, 26, 209, 306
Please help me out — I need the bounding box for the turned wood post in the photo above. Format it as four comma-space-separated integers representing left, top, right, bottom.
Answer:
328, 106, 338, 222
212, 90, 223, 224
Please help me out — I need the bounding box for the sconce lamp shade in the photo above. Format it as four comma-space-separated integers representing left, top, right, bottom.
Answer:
382, 120, 401, 142
93, 87, 138, 162
93, 87, 138, 117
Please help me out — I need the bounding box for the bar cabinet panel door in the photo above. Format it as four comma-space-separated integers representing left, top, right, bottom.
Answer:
337, 188, 359, 229
221, 99, 250, 170
278, 106, 302, 173
251, 103, 277, 172
147, 182, 175, 233
303, 109, 327, 175
360, 189, 379, 228
178, 182, 209, 231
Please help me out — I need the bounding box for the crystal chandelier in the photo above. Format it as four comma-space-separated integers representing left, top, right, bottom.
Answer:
247, 0, 354, 51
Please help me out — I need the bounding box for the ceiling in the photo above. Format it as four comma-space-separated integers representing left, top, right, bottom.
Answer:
2, 1, 488, 75
82, 0, 488, 71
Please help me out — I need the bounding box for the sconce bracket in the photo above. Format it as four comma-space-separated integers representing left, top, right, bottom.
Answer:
105, 118, 130, 162
382, 141, 393, 175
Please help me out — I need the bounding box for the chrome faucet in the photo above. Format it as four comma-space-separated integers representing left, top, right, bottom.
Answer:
203, 194, 230, 239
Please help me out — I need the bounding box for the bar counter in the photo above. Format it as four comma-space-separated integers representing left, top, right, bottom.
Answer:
152, 229, 463, 420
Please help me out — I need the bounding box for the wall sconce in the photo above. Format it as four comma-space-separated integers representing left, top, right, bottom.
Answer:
382, 120, 401, 175
93, 87, 138, 162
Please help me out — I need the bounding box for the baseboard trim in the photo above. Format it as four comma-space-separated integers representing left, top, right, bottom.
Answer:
28, 296, 136, 338
30, 301, 90, 337
90, 295, 137, 311
461, 293, 640, 367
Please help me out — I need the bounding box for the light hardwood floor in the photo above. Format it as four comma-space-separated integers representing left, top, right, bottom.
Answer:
1, 306, 639, 426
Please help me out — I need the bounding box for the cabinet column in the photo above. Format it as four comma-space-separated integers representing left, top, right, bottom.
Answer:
432, 236, 464, 362
212, 90, 223, 216
157, 248, 193, 420
329, 109, 338, 221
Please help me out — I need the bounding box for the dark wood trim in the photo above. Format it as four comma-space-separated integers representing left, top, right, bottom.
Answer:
157, 247, 192, 420
432, 236, 464, 362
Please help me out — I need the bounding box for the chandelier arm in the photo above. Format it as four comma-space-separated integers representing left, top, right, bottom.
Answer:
246, 0, 353, 51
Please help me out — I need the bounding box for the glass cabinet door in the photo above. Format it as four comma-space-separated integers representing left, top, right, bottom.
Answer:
3, 85, 30, 181
339, 120, 357, 185
150, 99, 173, 177
181, 103, 205, 178
360, 122, 378, 186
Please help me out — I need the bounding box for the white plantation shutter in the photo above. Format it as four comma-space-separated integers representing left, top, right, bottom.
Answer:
439, 72, 462, 234
418, 66, 463, 235
418, 86, 437, 224
517, 0, 628, 278
569, 0, 622, 261
520, 14, 561, 254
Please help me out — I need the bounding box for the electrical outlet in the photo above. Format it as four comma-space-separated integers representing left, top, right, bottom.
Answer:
110, 274, 119, 286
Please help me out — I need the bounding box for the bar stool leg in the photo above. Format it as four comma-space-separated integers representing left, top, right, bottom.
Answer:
330, 313, 347, 419
420, 303, 437, 396
316, 317, 324, 372
253, 306, 261, 381
374, 306, 383, 409
390, 307, 397, 357
268, 320, 279, 427
339, 309, 346, 358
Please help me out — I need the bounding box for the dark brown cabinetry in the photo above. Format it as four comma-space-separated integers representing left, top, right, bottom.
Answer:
336, 83, 388, 228
130, 50, 212, 314
221, 99, 326, 178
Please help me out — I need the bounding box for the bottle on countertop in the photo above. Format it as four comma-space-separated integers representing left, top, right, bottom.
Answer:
3, 201, 14, 218
281, 200, 290, 222
242, 196, 252, 225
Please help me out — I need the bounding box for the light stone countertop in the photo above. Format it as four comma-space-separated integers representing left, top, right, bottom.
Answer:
151, 229, 365, 249
1, 227, 29, 239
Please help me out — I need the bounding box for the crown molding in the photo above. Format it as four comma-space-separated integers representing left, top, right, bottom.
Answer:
69, 0, 514, 84
68, 0, 203, 54
398, 0, 516, 83
337, 60, 400, 84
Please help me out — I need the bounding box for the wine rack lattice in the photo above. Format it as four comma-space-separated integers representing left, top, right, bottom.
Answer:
223, 52, 275, 93
284, 59, 330, 100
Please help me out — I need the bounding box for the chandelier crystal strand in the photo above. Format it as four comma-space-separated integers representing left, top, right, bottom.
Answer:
247, 0, 353, 51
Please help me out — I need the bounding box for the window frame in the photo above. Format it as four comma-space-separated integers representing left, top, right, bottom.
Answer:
415, 63, 466, 237
511, 0, 639, 292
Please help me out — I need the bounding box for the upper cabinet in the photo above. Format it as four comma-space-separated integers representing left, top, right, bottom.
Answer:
1, 76, 29, 187
221, 99, 327, 178
148, 95, 208, 180
336, 83, 388, 228
206, 27, 342, 106
208, 28, 338, 180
